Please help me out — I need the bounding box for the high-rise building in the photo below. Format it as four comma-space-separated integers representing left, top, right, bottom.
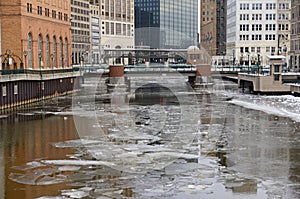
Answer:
200, 0, 227, 56
290, 0, 300, 71
226, 0, 291, 66
90, 3, 101, 64
89, 0, 134, 65
135, 0, 198, 49
0, 0, 72, 70
71, 0, 91, 65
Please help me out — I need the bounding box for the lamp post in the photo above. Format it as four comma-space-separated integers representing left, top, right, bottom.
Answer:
5, 49, 11, 70
232, 49, 235, 71
282, 45, 287, 72
23, 50, 27, 69
257, 53, 261, 75
50, 53, 54, 74
247, 52, 250, 74
38, 51, 44, 100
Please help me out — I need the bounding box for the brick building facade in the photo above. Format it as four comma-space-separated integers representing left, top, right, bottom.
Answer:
0, 0, 71, 70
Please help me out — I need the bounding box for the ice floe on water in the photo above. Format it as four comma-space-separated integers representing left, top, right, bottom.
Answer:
223, 92, 300, 122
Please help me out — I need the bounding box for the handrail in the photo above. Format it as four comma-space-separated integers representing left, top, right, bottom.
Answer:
0, 68, 79, 75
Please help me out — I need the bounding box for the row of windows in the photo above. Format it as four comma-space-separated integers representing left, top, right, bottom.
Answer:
71, 0, 89, 8
239, 34, 276, 41
103, 22, 133, 36
239, 46, 288, 54
240, 14, 289, 21
27, 33, 69, 69
71, 14, 89, 22
239, 24, 289, 31
240, 3, 289, 10
27, 3, 69, 21
71, 7, 89, 15
71, 22, 90, 29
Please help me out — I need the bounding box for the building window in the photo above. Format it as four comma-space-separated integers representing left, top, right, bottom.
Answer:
58, 12, 62, 20
46, 35, 50, 68
53, 36, 57, 68
64, 14, 68, 21
52, 10, 56, 19
64, 38, 69, 67
256, 47, 260, 53
59, 37, 63, 68
27, 3, 32, 13
274, 74, 280, 81
45, 8, 50, 17
38, 34, 43, 68
28, 33, 33, 68
111, 23, 114, 35
116, 23, 121, 35
37, 6, 42, 15
105, 22, 109, 34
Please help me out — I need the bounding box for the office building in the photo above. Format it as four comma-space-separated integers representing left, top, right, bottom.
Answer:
135, 0, 198, 49
99, 0, 134, 51
71, 0, 91, 65
226, 0, 291, 66
200, 0, 227, 56
88, 0, 135, 65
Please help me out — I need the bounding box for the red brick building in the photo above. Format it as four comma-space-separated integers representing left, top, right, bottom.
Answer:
0, 0, 71, 70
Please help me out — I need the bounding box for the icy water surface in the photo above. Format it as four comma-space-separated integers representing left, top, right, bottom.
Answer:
0, 77, 300, 199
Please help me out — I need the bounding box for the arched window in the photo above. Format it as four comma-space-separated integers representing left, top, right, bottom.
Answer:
53, 36, 57, 68
28, 33, 33, 68
38, 34, 43, 68
59, 37, 63, 68
64, 38, 68, 67
46, 35, 50, 68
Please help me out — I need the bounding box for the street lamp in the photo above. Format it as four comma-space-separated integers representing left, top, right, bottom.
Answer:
38, 51, 44, 100
50, 53, 54, 74
23, 50, 27, 69
247, 52, 250, 74
232, 49, 235, 71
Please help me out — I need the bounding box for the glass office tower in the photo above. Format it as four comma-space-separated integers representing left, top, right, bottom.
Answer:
135, 0, 198, 49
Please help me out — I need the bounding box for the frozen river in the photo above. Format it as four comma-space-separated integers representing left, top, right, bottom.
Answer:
0, 76, 299, 199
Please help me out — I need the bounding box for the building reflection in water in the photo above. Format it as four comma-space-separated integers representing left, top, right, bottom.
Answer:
0, 113, 78, 199
219, 105, 300, 197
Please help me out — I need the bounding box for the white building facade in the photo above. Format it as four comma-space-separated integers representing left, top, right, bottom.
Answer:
100, 0, 134, 49
90, 4, 101, 65
90, 0, 134, 65
226, 0, 291, 67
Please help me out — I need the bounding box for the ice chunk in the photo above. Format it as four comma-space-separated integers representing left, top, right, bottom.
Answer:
58, 166, 81, 172
61, 189, 89, 199
41, 160, 116, 167
11, 161, 45, 171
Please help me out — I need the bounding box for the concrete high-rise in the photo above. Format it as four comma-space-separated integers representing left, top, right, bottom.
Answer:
135, 0, 198, 49
290, 0, 300, 71
226, 0, 291, 66
71, 0, 91, 65
88, 0, 135, 65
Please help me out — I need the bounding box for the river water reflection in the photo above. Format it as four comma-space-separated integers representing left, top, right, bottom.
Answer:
0, 78, 299, 199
